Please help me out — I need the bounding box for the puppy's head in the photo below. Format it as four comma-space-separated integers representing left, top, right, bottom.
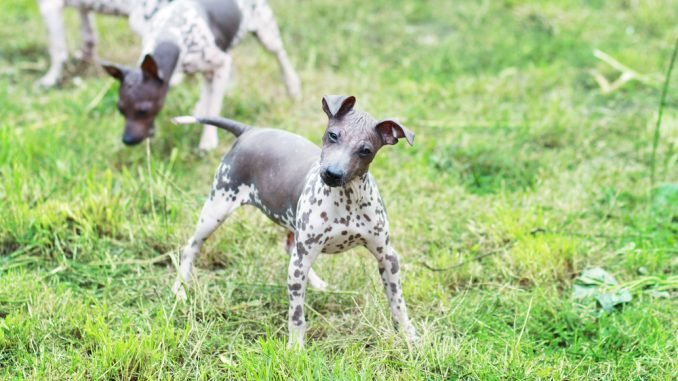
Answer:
319, 95, 414, 187
102, 54, 169, 146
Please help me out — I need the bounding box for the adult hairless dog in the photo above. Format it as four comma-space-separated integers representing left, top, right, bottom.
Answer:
36, 0, 172, 88
102, 0, 300, 149
172, 95, 417, 348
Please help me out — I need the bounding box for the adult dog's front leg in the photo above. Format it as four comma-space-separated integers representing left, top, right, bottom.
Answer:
198, 55, 232, 151
287, 239, 321, 349
37, 0, 67, 87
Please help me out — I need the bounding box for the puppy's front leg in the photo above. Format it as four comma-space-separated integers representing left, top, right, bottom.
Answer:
287, 239, 321, 349
368, 243, 417, 342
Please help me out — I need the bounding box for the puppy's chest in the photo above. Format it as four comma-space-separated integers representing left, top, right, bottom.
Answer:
297, 175, 389, 254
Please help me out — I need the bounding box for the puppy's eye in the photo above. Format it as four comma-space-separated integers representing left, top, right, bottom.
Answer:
328, 132, 338, 143
136, 109, 150, 118
358, 147, 372, 157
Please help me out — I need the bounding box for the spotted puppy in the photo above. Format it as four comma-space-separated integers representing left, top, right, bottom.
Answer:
36, 0, 171, 87
171, 95, 417, 348
102, 0, 301, 150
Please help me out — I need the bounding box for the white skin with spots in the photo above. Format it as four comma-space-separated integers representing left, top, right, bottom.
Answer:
171, 97, 417, 348
287, 166, 416, 348
36, 0, 171, 87
172, 162, 416, 348
171, 175, 326, 301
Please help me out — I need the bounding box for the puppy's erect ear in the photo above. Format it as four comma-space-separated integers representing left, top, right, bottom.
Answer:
141, 54, 163, 82
322, 95, 356, 119
101, 61, 128, 82
375, 119, 415, 146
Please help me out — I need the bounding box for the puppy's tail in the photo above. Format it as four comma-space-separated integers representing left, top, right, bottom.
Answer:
171, 116, 251, 137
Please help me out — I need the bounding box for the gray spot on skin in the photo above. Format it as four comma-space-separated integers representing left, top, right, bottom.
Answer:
296, 242, 308, 256
304, 233, 323, 246
292, 305, 303, 324
385, 254, 399, 274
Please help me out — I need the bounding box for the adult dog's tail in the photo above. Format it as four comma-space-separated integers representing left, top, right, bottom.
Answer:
171, 116, 251, 137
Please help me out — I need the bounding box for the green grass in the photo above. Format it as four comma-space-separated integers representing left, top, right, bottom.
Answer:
1, 0, 677, 379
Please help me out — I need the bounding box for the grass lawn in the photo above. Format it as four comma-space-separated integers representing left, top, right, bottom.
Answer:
1, 0, 677, 379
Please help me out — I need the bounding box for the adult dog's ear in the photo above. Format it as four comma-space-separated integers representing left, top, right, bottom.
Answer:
322, 95, 356, 119
141, 54, 163, 82
375, 119, 415, 146
101, 61, 128, 81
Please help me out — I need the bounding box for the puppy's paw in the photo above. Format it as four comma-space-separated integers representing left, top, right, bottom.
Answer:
171, 281, 188, 301
404, 324, 419, 344
310, 278, 328, 291
286, 337, 304, 350
308, 271, 328, 291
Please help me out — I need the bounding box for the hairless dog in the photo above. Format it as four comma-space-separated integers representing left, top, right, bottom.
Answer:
36, 0, 171, 88
102, 0, 300, 149
172, 95, 417, 348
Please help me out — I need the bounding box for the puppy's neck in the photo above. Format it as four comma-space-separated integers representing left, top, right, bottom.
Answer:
151, 40, 180, 83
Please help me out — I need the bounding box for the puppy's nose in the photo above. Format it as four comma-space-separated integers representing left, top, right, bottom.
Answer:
122, 135, 143, 146
324, 167, 344, 182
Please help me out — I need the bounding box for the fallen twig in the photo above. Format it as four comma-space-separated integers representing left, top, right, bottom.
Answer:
591, 49, 660, 93
419, 247, 507, 272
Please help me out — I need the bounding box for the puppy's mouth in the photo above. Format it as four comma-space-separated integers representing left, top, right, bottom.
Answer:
320, 173, 344, 187
122, 136, 145, 146
122, 124, 155, 146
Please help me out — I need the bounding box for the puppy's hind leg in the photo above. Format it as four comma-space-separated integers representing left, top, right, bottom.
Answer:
37, 0, 67, 87
251, 3, 301, 100
172, 164, 244, 299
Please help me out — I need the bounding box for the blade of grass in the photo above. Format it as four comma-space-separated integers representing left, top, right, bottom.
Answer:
650, 36, 678, 191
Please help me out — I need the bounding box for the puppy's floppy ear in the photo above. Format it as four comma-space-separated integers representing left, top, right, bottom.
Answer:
140, 54, 163, 82
375, 119, 415, 146
101, 61, 128, 81
322, 95, 356, 119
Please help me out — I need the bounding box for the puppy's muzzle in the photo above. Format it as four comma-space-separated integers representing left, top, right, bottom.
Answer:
321, 167, 345, 187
